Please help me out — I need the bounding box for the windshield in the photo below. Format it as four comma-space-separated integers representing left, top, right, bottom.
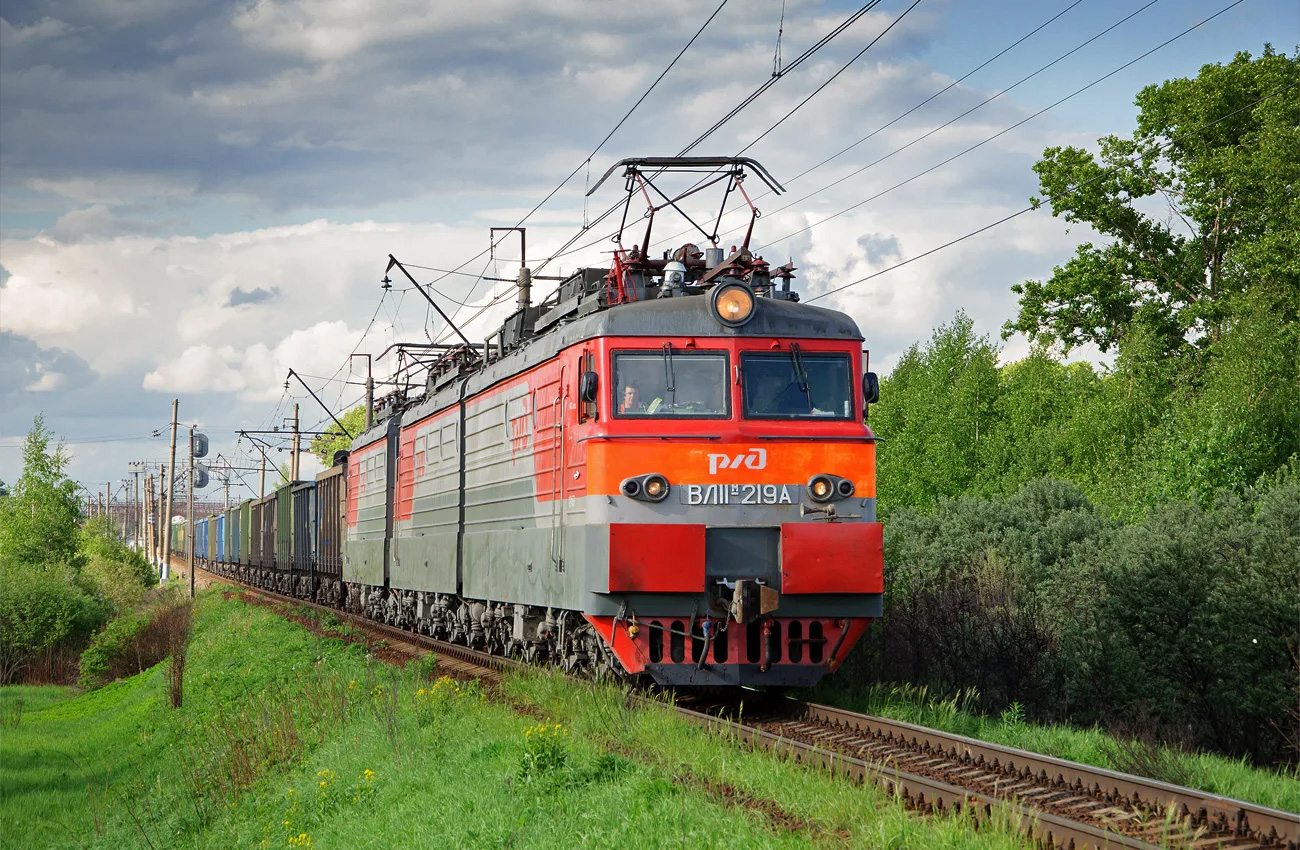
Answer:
613, 349, 729, 418
742, 351, 853, 419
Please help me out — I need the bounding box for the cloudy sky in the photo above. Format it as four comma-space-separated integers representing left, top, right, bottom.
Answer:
1, 0, 1293, 502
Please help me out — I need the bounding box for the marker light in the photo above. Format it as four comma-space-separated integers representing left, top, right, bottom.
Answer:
809, 475, 834, 502
711, 282, 756, 328
621, 473, 670, 503
644, 474, 668, 501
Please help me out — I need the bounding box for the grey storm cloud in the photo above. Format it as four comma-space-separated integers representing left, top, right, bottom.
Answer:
226, 285, 281, 307
0, 0, 951, 219
856, 233, 902, 266
0, 330, 97, 398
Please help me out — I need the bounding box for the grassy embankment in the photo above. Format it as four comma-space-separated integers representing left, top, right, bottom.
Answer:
2, 588, 1045, 850
811, 681, 1300, 814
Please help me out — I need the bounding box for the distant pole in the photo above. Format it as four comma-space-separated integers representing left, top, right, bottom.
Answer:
188, 426, 196, 600
156, 465, 166, 569
120, 482, 128, 538
105, 483, 111, 528
260, 454, 267, 497
134, 470, 143, 549
144, 474, 154, 563
354, 353, 374, 431
164, 398, 179, 582
223, 476, 230, 511
291, 403, 300, 482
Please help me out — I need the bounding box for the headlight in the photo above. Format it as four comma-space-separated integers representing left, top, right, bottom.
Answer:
643, 474, 669, 502
621, 473, 670, 503
807, 474, 854, 503
710, 282, 755, 327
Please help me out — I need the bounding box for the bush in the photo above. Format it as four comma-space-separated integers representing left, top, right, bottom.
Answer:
81, 517, 156, 603
1077, 471, 1300, 763
0, 560, 109, 683
847, 473, 1300, 766
83, 555, 153, 612
78, 596, 194, 691
78, 612, 148, 688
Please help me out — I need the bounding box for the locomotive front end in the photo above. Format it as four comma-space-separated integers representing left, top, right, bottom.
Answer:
579, 289, 883, 687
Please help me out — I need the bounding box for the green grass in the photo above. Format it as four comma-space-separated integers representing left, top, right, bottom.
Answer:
1, 590, 1039, 849
810, 681, 1300, 814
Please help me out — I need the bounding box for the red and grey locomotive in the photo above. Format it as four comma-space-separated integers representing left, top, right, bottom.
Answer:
194, 157, 883, 687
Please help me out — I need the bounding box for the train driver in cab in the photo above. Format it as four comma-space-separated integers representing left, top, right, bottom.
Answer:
620, 383, 640, 414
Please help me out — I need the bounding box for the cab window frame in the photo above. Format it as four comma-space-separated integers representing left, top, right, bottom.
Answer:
610, 347, 732, 420
740, 350, 855, 421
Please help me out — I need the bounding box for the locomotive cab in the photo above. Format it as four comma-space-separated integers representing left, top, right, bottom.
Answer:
571, 257, 883, 686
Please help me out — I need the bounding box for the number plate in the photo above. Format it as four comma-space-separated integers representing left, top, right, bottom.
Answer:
681, 484, 796, 506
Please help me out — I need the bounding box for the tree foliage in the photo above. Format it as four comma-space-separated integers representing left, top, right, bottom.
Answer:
1007, 47, 1299, 357
308, 405, 366, 466
0, 416, 157, 682
0, 415, 83, 568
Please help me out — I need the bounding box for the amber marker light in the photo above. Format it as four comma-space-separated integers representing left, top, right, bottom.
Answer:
808, 475, 834, 503
710, 282, 756, 328
644, 475, 668, 501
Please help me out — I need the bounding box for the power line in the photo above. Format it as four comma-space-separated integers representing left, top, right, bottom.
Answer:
738, 0, 925, 155
676, 0, 885, 155
646, 0, 1151, 256
804, 79, 1297, 305
540, 0, 1084, 269
536, 0, 898, 272
758, 0, 1246, 251
785, 0, 1085, 185
394, 0, 734, 323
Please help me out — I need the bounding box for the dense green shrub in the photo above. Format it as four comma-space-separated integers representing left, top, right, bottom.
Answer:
77, 594, 192, 690
80, 516, 157, 612
77, 611, 148, 688
1078, 471, 1300, 763
0, 560, 109, 683
848, 473, 1300, 766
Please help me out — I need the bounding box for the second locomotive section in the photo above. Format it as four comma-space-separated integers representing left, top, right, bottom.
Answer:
344, 291, 883, 686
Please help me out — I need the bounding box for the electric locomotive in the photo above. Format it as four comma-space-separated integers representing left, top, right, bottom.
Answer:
343, 158, 883, 686
189, 157, 884, 688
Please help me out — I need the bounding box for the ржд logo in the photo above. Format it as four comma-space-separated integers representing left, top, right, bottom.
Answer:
707, 448, 767, 475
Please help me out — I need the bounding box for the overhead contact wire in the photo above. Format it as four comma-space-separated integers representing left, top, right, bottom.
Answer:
760, 0, 1246, 250
805, 79, 1297, 304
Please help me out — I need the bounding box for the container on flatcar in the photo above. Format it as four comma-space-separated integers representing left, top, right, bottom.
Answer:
239, 500, 252, 569
315, 462, 346, 605
290, 481, 316, 598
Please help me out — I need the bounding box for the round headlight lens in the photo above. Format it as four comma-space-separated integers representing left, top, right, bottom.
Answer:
809, 475, 834, 502
711, 283, 755, 327
644, 475, 667, 501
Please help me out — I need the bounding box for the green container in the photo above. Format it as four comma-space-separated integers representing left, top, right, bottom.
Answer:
239, 501, 252, 566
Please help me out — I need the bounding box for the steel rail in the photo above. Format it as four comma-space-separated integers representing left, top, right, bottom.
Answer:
794, 701, 1299, 849
203, 569, 1296, 849
675, 703, 1166, 850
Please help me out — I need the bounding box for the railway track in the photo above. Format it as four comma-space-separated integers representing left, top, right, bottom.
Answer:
213, 573, 1298, 850
676, 693, 1299, 850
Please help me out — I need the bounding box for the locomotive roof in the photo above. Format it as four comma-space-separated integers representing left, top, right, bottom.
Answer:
351, 294, 862, 448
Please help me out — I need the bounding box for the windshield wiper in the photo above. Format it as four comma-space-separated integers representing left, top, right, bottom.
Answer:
789, 344, 811, 409
662, 342, 676, 407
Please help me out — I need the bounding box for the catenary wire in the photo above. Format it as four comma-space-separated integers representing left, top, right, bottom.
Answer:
540, 0, 1091, 267
646, 0, 1157, 255
391, 0, 734, 328
756, 0, 1246, 251
535, 0, 900, 272
804, 80, 1297, 304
